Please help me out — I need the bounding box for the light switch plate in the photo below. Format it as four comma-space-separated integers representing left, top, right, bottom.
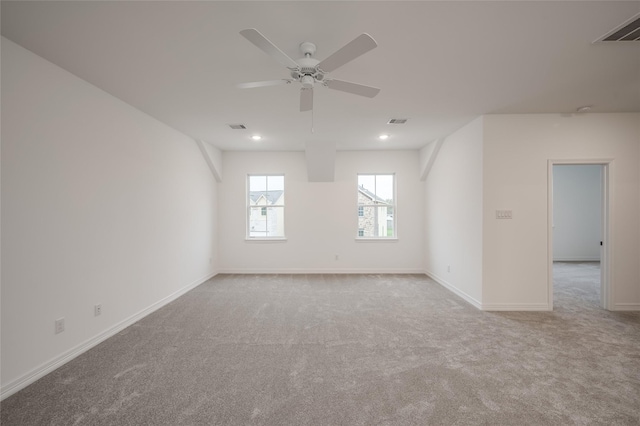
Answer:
496, 210, 513, 219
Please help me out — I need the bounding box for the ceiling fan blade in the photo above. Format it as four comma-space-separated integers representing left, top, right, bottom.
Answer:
326, 79, 380, 98
317, 33, 377, 73
240, 28, 299, 69
237, 79, 292, 89
300, 88, 313, 112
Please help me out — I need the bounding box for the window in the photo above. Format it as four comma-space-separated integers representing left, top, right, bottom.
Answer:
247, 175, 285, 238
357, 174, 395, 238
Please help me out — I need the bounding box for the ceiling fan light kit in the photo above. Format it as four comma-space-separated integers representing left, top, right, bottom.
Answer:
238, 28, 380, 113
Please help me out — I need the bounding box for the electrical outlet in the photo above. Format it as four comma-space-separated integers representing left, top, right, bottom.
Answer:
447, 265, 451, 273
94, 304, 102, 317
335, 254, 339, 261
55, 318, 65, 334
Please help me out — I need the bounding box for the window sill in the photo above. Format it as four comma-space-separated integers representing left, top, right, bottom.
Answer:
355, 237, 398, 242
245, 237, 287, 243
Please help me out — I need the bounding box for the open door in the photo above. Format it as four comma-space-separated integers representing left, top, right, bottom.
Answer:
548, 160, 612, 310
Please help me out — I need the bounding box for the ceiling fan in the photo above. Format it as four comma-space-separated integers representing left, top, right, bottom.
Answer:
238, 29, 380, 112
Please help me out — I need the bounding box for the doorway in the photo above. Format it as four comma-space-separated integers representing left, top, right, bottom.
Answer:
548, 161, 611, 310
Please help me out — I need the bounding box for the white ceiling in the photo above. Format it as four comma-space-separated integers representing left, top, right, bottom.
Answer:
2, 1, 639, 152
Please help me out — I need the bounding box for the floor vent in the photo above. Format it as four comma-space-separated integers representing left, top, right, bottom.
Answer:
596, 13, 640, 42
387, 118, 408, 124
228, 124, 247, 130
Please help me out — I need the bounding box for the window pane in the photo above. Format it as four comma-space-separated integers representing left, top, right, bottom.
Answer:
357, 174, 395, 238
358, 175, 375, 192
248, 175, 285, 238
357, 206, 391, 237
249, 206, 268, 237
376, 175, 394, 203
249, 175, 267, 191
385, 207, 395, 237
358, 175, 376, 205
248, 206, 284, 237
267, 175, 284, 191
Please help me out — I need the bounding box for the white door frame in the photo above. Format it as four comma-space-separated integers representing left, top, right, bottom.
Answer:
547, 159, 613, 310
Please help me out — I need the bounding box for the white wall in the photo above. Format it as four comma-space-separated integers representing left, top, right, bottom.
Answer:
1, 38, 218, 397
482, 113, 640, 310
553, 165, 602, 261
424, 117, 484, 307
218, 150, 424, 273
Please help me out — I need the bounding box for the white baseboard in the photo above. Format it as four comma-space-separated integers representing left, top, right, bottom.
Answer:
480, 303, 552, 311
424, 271, 552, 311
425, 270, 482, 309
612, 303, 640, 311
0, 271, 217, 401
553, 257, 601, 262
217, 268, 426, 274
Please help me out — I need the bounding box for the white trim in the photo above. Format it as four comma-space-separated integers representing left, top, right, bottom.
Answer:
612, 303, 640, 311
244, 238, 287, 243
553, 257, 601, 262
0, 272, 217, 401
548, 159, 613, 311
217, 268, 425, 274
481, 303, 552, 312
425, 270, 482, 310
354, 238, 398, 242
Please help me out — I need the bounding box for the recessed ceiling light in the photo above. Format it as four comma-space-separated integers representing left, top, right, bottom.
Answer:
378, 134, 390, 140
251, 135, 262, 141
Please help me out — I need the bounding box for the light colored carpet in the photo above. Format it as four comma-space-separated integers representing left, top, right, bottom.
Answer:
2, 264, 639, 425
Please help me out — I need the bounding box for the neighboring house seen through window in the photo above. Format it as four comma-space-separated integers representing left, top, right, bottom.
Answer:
248, 175, 285, 238
357, 174, 395, 238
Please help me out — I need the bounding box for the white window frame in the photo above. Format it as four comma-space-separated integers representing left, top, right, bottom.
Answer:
356, 173, 397, 240
247, 174, 286, 240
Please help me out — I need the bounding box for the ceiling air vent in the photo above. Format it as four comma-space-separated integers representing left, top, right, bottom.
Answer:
387, 118, 408, 124
228, 124, 247, 130
596, 13, 640, 42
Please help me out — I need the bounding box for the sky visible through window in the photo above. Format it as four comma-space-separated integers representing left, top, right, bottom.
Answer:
358, 174, 393, 201
249, 175, 284, 192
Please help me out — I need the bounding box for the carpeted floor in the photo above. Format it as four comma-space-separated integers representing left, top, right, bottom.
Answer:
2, 263, 639, 425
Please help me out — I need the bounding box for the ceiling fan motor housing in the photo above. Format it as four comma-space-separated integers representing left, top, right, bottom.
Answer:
293, 56, 323, 83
